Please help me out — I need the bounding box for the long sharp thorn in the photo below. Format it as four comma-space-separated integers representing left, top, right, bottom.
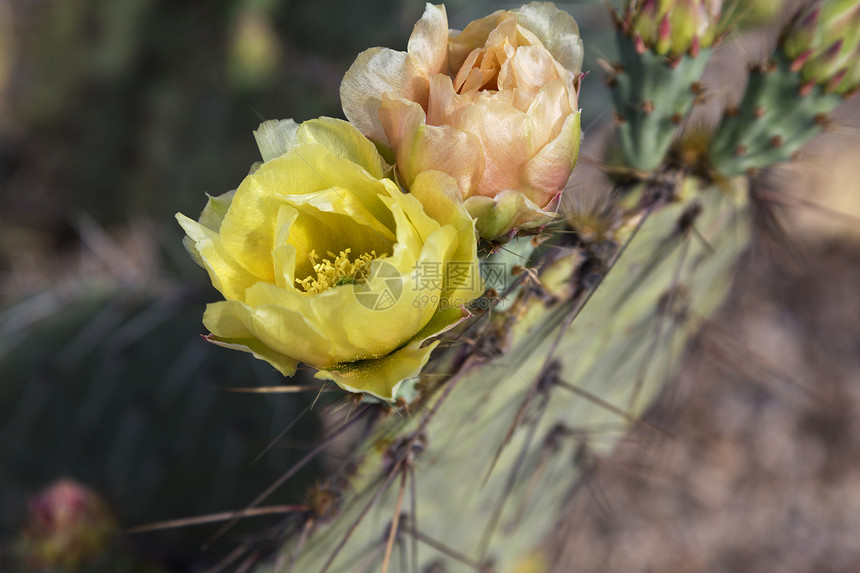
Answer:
628, 234, 691, 411
204, 543, 250, 573
319, 462, 403, 573
253, 402, 313, 464
404, 526, 487, 572
125, 505, 308, 534
320, 366, 469, 573
287, 518, 314, 573
205, 405, 371, 548
380, 470, 408, 573
220, 385, 333, 394
409, 466, 419, 573
555, 379, 672, 438
478, 393, 550, 560
481, 393, 533, 486
235, 551, 261, 573
311, 381, 330, 410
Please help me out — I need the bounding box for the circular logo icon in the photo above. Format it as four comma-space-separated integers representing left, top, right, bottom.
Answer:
354, 260, 403, 311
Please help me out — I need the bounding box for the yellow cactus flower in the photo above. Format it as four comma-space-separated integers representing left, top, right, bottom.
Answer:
177, 117, 483, 400
341, 2, 583, 240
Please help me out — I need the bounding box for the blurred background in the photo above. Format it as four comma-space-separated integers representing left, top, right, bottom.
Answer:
1, 0, 859, 571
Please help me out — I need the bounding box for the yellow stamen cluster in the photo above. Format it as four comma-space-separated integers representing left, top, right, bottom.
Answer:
296, 248, 382, 294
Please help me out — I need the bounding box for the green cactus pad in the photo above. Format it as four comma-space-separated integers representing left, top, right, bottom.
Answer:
612, 31, 712, 173
709, 51, 843, 176
252, 177, 751, 573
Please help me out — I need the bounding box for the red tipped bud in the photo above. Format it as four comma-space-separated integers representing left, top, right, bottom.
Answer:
623, 0, 723, 56
20, 479, 117, 571
782, 0, 860, 95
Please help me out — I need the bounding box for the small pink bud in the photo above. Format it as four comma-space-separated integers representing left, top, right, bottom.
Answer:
634, 32, 647, 53
659, 13, 672, 43
790, 49, 813, 72
825, 67, 848, 93
21, 479, 117, 571
800, 5, 821, 30
823, 39, 845, 62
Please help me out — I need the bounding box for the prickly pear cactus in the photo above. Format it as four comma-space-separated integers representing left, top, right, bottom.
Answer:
609, 0, 723, 172
242, 176, 749, 573
4, 1, 856, 572
234, 2, 860, 571
710, 0, 860, 176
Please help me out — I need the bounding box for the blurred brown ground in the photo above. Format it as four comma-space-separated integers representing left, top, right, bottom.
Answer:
551, 231, 860, 573
550, 85, 860, 570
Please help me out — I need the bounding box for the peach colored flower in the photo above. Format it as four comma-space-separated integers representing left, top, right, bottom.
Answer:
341, 2, 584, 240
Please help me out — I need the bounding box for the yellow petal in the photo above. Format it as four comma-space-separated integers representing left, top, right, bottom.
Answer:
253, 119, 300, 162
176, 213, 257, 300
207, 337, 300, 377
409, 170, 484, 303
198, 190, 236, 231
316, 339, 440, 401
253, 117, 387, 178
218, 150, 330, 282
280, 185, 396, 283
219, 144, 390, 283
203, 301, 301, 376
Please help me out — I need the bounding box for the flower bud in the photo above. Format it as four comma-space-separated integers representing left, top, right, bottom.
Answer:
782, 0, 860, 94
622, 0, 723, 57
21, 479, 117, 571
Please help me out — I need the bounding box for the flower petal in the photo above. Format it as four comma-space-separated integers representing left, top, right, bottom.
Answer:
316, 339, 439, 401
407, 3, 449, 76
511, 2, 584, 74
341, 47, 427, 144
465, 189, 557, 240
176, 213, 257, 300
525, 110, 581, 202
379, 95, 485, 197
458, 100, 533, 197
198, 190, 236, 231
448, 10, 505, 72
207, 337, 299, 377
202, 300, 302, 376
254, 117, 387, 178
409, 170, 484, 303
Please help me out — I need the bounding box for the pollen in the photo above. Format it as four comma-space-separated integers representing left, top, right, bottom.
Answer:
296, 248, 384, 294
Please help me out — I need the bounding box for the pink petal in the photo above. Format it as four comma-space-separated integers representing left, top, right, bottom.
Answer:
407, 3, 449, 75
379, 95, 485, 197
